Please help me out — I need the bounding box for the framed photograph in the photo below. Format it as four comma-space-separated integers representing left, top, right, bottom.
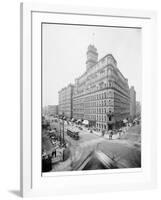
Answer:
20, 2, 157, 197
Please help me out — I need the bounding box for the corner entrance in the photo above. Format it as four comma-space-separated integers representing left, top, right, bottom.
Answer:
108, 124, 113, 130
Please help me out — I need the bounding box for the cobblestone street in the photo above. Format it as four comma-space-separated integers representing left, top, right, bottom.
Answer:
45, 121, 141, 172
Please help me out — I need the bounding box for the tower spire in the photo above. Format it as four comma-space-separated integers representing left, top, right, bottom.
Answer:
86, 43, 98, 70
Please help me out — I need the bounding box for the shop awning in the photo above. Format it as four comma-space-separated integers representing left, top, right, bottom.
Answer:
123, 119, 128, 123
83, 120, 89, 125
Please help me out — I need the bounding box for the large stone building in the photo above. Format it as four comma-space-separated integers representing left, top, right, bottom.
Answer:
130, 86, 136, 119
47, 105, 58, 116
42, 105, 58, 117
73, 44, 130, 131
58, 84, 74, 119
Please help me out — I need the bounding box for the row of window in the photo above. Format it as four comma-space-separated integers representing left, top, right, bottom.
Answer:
75, 87, 129, 103
84, 60, 108, 82
73, 99, 115, 109
74, 90, 114, 103
73, 106, 130, 115
84, 107, 114, 114
75, 78, 129, 97
96, 123, 107, 130
84, 114, 112, 122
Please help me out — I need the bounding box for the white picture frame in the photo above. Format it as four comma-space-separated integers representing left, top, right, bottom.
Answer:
20, 2, 157, 197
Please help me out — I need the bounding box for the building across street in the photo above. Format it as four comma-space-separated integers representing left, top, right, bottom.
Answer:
58, 84, 74, 118
43, 105, 59, 117
48, 105, 59, 116
130, 86, 136, 119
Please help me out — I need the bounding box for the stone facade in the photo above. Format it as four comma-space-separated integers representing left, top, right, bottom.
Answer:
130, 86, 136, 119
73, 44, 130, 131
58, 84, 74, 119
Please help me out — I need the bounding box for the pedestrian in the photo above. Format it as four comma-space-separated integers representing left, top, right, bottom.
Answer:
102, 130, 105, 136
111, 130, 113, 140
52, 149, 56, 157
109, 130, 111, 140
119, 130, 121, 139
109, 130, 113, 140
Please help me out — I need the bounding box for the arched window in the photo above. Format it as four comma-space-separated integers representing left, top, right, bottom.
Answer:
109, 81, 112, 87
104, 92, 106, 98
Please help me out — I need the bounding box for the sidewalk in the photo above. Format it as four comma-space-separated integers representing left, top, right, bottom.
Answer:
51, 145, 81, 171
92, 129, 128, 140
52, 157, 72, 171
51, 136, 105, 171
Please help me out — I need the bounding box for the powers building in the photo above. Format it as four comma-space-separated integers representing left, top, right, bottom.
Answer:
72, 44, 130, 131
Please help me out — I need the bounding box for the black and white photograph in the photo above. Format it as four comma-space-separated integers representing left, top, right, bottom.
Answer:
42, 23, 142, 173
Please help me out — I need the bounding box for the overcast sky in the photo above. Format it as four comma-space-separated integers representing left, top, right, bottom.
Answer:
42, 23, 142, 106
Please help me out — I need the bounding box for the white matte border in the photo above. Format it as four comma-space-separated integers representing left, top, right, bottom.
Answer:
21, 3, 157, 197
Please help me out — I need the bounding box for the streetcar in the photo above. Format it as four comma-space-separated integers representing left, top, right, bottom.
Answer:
67, 128, 80, 140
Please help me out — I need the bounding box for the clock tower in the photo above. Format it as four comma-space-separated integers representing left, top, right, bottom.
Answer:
86, 44, 98, 70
